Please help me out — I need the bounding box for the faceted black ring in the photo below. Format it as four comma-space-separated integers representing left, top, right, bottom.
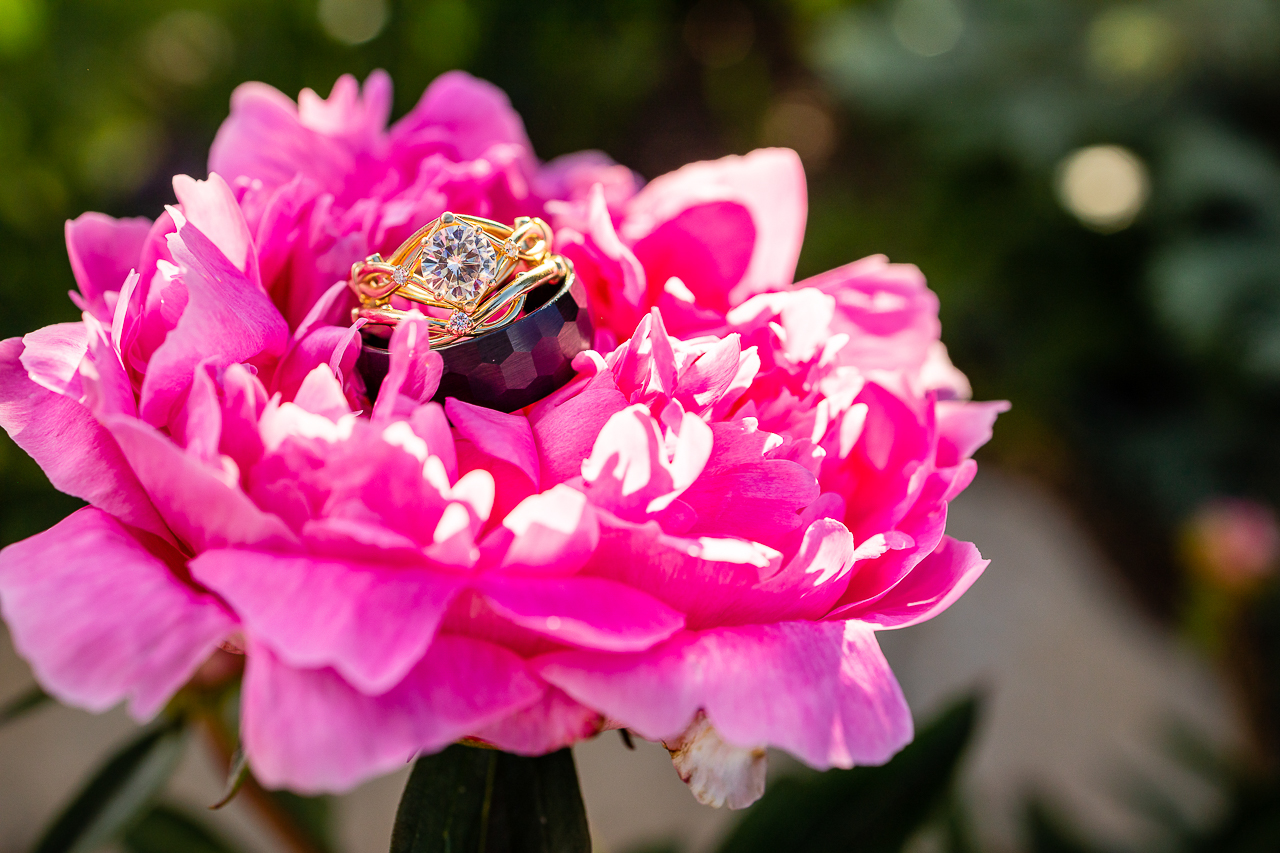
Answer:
357, 273, 594, 412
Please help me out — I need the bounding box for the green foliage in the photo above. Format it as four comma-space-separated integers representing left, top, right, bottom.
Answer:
715, 696, 978, 853
31, 718, 187, 853
121, 804, 244, 853
391, 744, 590, 853
0, 683, 49, 726
269, 790, 338, 853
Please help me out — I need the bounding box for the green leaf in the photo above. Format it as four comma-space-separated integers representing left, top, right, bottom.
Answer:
391, 744, 591, 853
208, 745, 248, 810
32, 718, 187, 853
122, 804, 243, 853
1025, 802, 1116, 853
716, 695, 981, 853
0, 684, 50, 726
269, 790, 336, 853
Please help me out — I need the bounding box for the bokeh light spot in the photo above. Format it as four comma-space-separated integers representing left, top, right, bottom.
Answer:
684, 0, 754, 68
761, 92, 838, 170
891, 0, 963, 58
318, 0, 388, 46
145, 10, 233, 86
0, 0, 43, 56
78, 117, 165, 197
1055, 144, 1150, 232
1087, 7, 1180, 84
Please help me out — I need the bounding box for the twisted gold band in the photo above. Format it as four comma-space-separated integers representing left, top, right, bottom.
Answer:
348, 212, 571, 346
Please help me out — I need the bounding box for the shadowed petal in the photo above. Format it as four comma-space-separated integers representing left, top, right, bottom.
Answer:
191, 549, 465, 694
243, 637, 543, 793
537, 620, 911, 769
0, 338, 168, 539
0, 508, 232, 719
480, 574, 684, 652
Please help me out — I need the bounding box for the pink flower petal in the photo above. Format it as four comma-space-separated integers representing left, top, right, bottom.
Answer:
835, 462, 972, 611
20, 322, 87, 398
389, 71, 533, 166
632, 202, 755, 317
537, 619, 911, 769
581, 405, 712, 520
935, 400, 1009, 468
622, 149, 807, 308
65, 212, 152, 319
479, 573, 684, 652
0, 508, 232, 719
680, 459, 819, 546
585, 514, 856, 628
470, 686, 602, 755
210, 81, 358, 195
139, 204, 288, 427
370, 312, 442, 423
191, 549, 465, 694
559, 186, 649, 336
0, 338, 168, 539
528, 370, 629, 486
297, 71, 392, 146
835, 536, 988, 628
242, 636, 543, 793
173, 173, 255, 276
107, 416, 297, 552
445, 398, 540, 488
485, 484, 599, 576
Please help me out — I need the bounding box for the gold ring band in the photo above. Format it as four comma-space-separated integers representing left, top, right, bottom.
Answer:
348, 212, 570, 346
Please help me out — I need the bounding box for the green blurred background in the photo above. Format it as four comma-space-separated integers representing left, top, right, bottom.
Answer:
5, 0, 1280, 850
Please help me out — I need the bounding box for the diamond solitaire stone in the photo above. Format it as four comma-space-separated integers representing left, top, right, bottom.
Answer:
421, 221, 498, 304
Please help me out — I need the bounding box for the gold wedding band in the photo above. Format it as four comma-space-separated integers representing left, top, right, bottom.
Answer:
349, 212, 571, 346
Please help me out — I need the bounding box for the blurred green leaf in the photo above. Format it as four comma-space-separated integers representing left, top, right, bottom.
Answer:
122, 804, 242, 853
1025, 802, 1115, 853
391, 744, 590, 853
0, 683, 49, 726
209, 744, 248, 810
269, 790, 336, 853
716, 695, 980, 853
32, 718, 187, 853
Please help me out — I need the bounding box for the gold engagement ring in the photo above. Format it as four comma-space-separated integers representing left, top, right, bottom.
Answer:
349, 212, 572, 347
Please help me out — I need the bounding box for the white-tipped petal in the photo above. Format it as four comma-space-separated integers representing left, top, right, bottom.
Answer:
664, 713, 766, 809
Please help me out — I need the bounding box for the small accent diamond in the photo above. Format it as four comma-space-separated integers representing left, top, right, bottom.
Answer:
445, 310, 474, 335
502, 239, 519, 259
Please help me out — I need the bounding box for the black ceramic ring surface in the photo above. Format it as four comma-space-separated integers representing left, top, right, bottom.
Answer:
357, 273, 594, 413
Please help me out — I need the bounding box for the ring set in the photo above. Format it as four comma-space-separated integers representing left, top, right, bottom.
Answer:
348, 212, 594, 413
349, 212, 569, 347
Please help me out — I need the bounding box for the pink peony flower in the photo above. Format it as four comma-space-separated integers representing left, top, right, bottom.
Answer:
0, 71, 1005, 806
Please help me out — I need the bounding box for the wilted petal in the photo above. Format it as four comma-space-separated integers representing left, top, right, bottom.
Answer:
664, 712, 766, 809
